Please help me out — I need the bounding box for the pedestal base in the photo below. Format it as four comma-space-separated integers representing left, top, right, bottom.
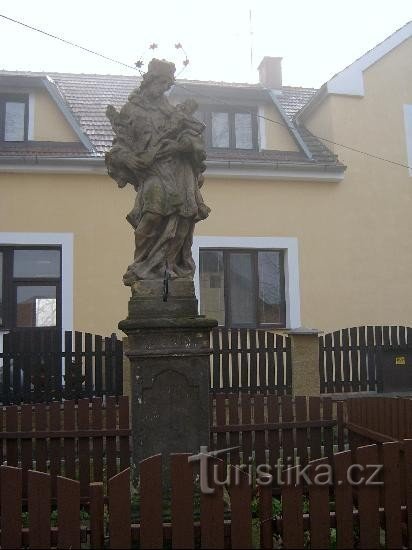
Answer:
119, 279, 217, 467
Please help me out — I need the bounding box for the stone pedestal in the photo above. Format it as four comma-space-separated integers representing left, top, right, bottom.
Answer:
119, 279, 217, 467
287, 327, 321, 396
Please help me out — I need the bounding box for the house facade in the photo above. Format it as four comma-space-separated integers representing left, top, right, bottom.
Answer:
0, 21, 411, 338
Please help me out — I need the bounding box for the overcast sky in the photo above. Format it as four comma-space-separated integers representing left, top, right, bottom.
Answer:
0, 0, 411, 88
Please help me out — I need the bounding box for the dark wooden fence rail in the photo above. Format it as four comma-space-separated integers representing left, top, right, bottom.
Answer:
319, 325, 412, 393
0, 396, 130, 500
211, 328, 292, 394
210, 394, 346, 469
1, 442, 412, 548
0, 330, 123, 404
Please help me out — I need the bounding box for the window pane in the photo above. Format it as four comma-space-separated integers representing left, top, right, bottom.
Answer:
211, 112, 229, 147
4, 101, 26, 141
229, 253, 256, 326
0, 252, 3, 325
199, 250, 225, 325
14, 249, 60, 278
235, 113, 253, 149
258, 251, 283, 324
16, 286, 57, 327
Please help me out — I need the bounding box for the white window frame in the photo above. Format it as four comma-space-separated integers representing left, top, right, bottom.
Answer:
0, 232, 73, 333
192, 236, 301, 329
404, 105, 412, 177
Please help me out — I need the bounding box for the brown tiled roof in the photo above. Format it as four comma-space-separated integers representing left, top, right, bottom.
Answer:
0, 70, 342, 168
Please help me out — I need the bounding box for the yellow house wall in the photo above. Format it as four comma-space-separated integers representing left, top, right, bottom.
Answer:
33, 89, 79, 142
262, 103, 299, 151
1, 162, 411, 335
301, 35, 412, 330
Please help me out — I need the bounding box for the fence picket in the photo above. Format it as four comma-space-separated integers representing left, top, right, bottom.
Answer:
28, 470, 51, 549
382, 442, 402, 549
349, 327, 359, 393
1, 466, 22, 549
308, 397, 321, 460
108, 468, 131, 549
200, 458, 225, 549
228, 394, 240, 465
49, 401, 61, 496
106, 396, 118, 480
57, 475, 80, 549
171, 453, 194, 549
6, 405, 18, 466
78, 398, 90, 497
259, 484, 273, 549
254, 394, 266, 467
90, 482, 105, 549
308, 458, 330, 549
85, 332, 93, 396
281, 481, 304, 549
266, 332, 275, 390
92, 398, 104, 482
249, 330, 258, 392
356, 445, 380, 549
140, 456, 163, 549
334, 450, 353, 549
34, 403, 47, 472
295, 396, 308, 466
221, 329, 230, 390
240, 329, 248, 390
257, 331, 267, 389
230, 329, 240, 391
229, 467, 252, 549
63, 400, 76, 479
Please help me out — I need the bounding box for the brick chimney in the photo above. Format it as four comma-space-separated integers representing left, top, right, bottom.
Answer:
258, 56, 282, 89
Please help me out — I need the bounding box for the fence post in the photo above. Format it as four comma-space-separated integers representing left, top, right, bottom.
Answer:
288, 328, 321, 396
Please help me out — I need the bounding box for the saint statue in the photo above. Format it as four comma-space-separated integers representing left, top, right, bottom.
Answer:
105, 59, 210, 287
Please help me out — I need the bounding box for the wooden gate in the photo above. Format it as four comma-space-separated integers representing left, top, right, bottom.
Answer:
319, 325, 412, 393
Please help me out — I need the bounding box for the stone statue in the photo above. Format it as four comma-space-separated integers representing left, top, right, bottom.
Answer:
105, 59, 210, 287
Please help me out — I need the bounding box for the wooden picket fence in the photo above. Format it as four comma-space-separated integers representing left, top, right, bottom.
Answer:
211, 328, 292, 394
319, 325, 412, 393
0, 330, 123, 404
0, 396, 130, 500
2, 442, 412, 548
210, 394, 345, 470
346, 396, 412, 447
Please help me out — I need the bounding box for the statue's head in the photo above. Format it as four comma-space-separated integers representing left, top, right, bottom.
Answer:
139, 58, 176, 100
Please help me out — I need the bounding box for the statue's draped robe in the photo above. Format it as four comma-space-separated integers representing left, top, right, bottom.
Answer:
107, 94, 209, 283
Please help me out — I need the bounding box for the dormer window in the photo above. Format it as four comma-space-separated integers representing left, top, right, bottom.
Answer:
0, 94, 28, 142
197, 106, 258, 151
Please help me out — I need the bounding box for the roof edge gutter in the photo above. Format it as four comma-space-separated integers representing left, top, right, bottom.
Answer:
0, 155, 345, 181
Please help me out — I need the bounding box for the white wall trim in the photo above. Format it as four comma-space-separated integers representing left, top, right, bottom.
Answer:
192, 236, 301, 329
0, 232, 73, 332
327, 21, 412, 96
28, 93, 35, 140
404, 104, 412, 177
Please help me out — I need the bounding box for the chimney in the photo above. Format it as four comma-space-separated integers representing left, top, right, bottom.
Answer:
258, 56, 282, 89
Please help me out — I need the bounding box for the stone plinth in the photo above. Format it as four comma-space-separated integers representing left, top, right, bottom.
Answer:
119, 279, 217, 466
288, 328, 321, 396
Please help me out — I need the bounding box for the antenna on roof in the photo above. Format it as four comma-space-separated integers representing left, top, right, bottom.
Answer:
249, 8, 254, 71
